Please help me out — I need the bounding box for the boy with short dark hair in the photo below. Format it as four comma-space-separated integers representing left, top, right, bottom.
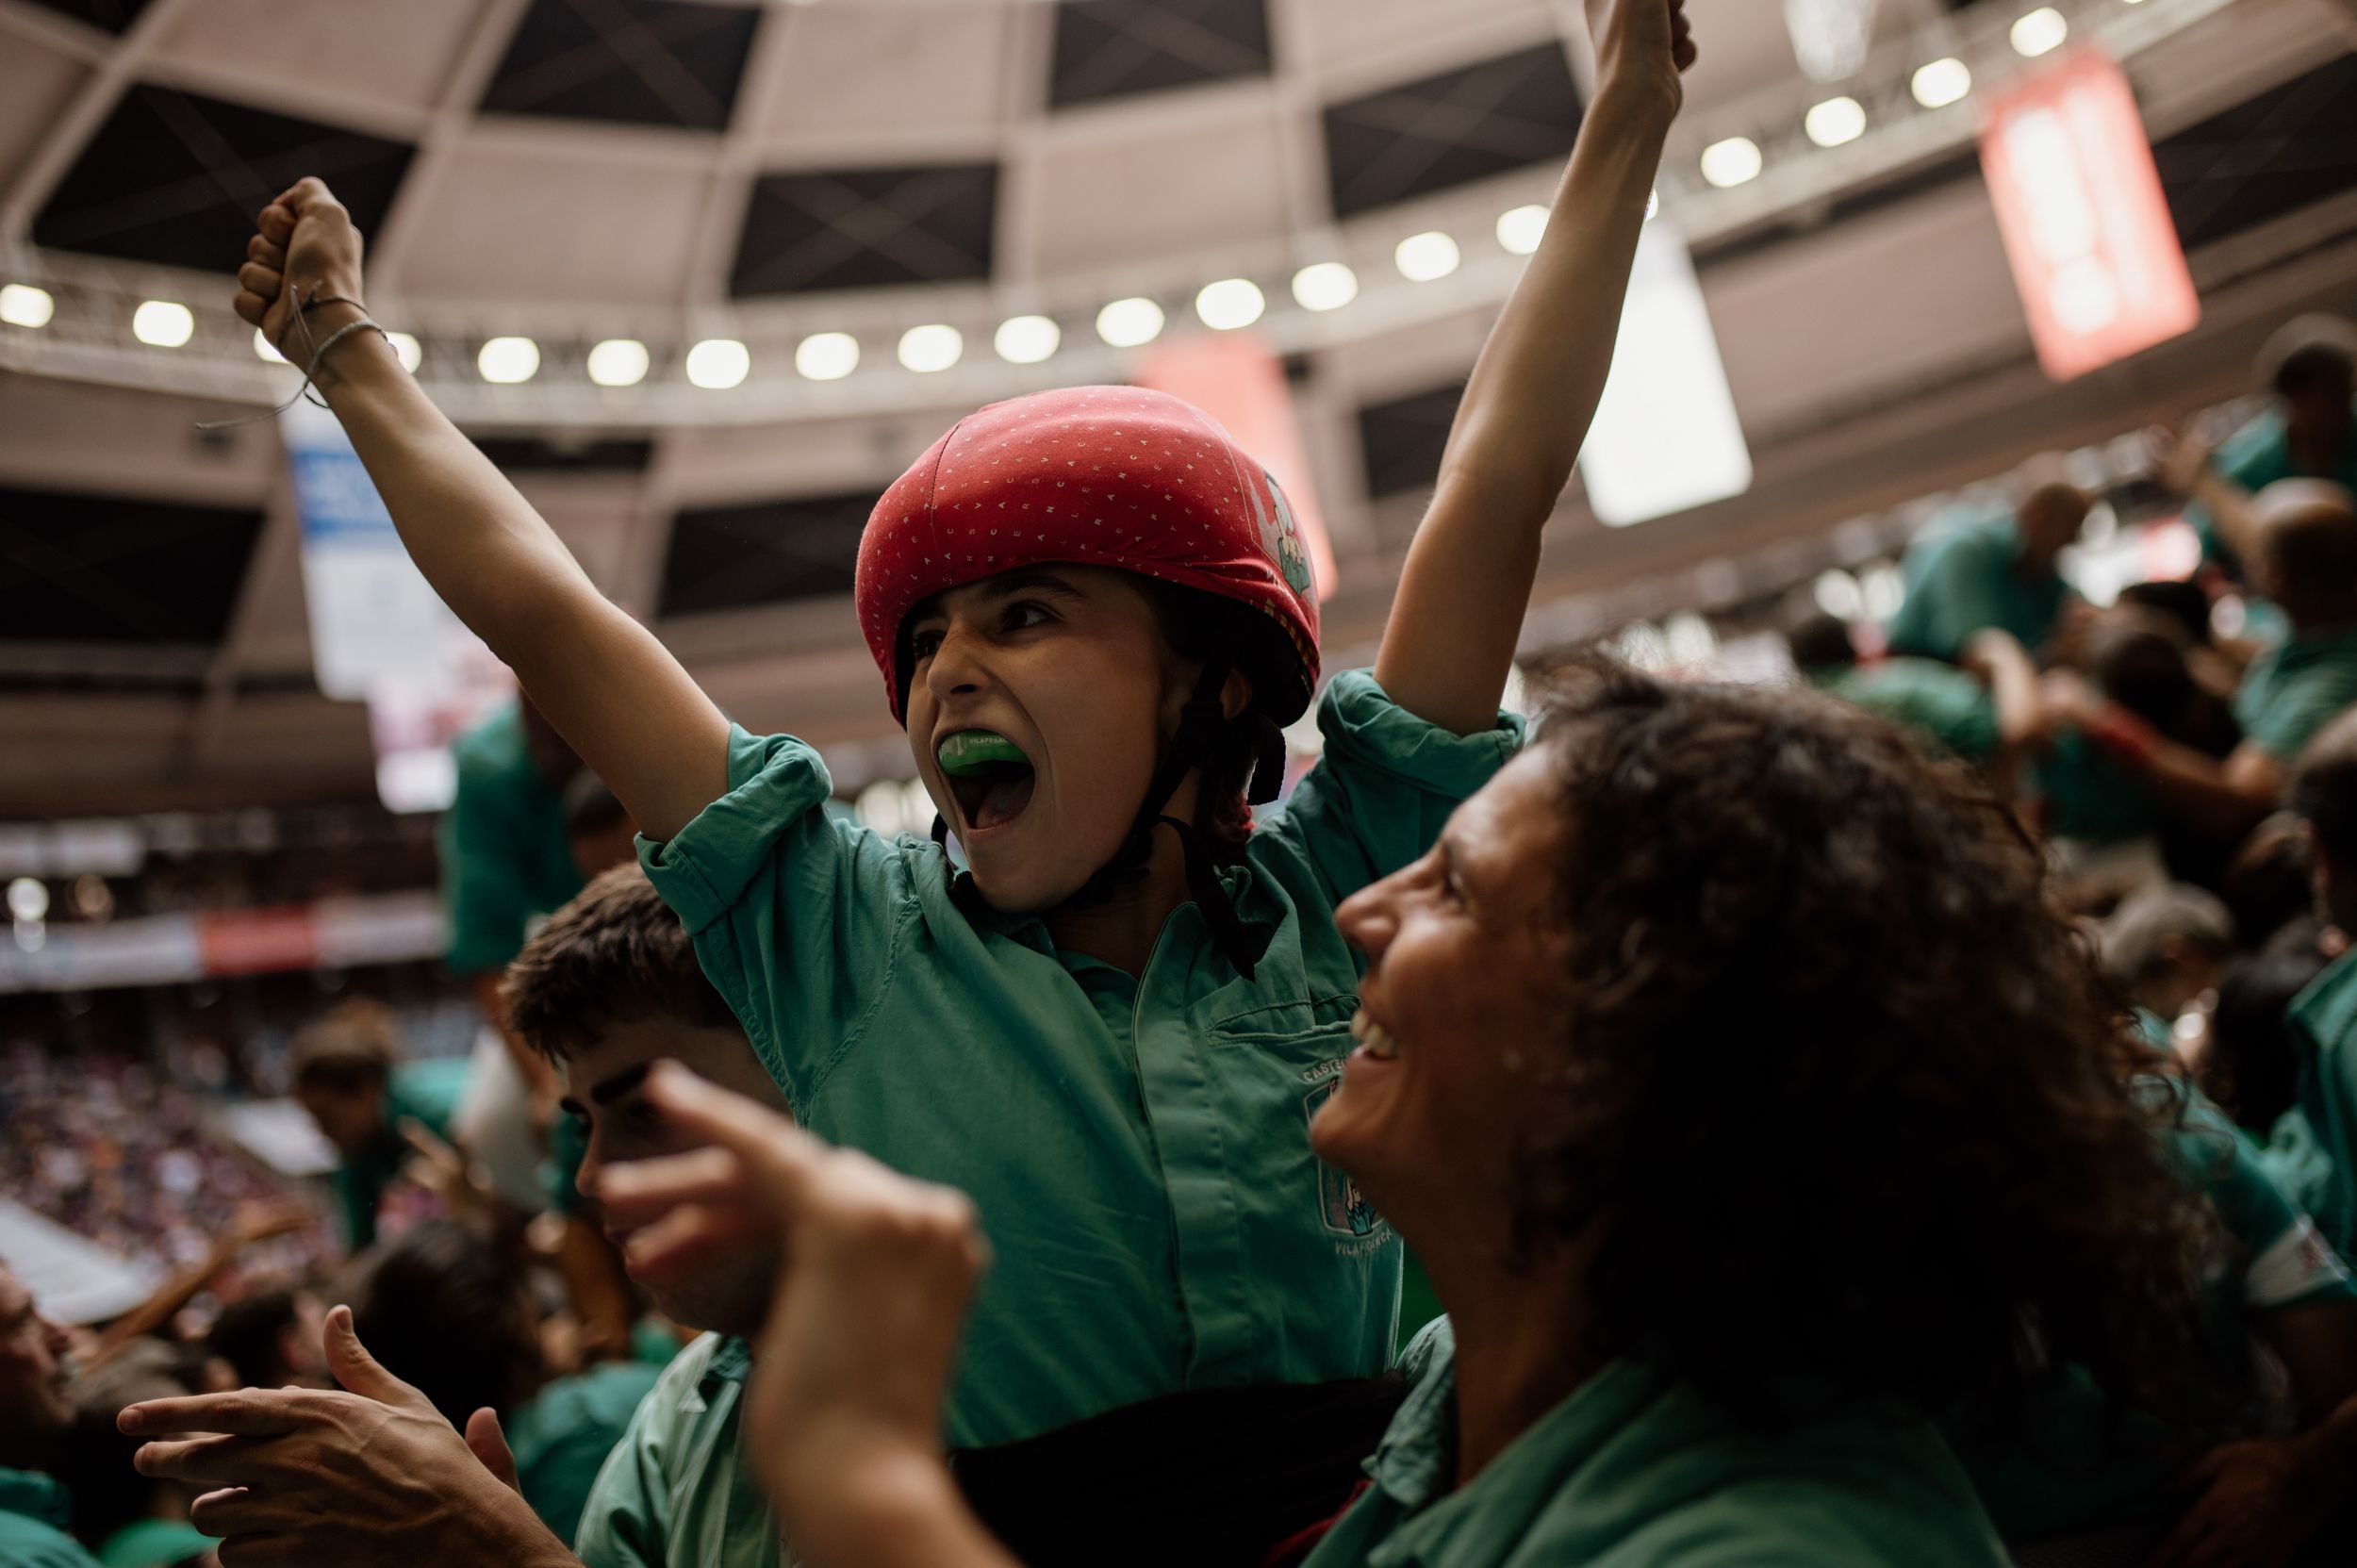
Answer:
126, 865, 795, 1568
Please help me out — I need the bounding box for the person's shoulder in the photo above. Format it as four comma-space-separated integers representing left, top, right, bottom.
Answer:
0, 1510, 103, 1568
2291, 946, 2357, 1050
1574, 1399, 2002, 1568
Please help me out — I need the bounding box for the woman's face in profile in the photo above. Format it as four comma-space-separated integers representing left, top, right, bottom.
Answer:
1312, 747, 1577, 1241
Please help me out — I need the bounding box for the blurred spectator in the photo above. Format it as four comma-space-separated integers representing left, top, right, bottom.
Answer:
1787, 614, 2037, 772
2222, 814, 2320, 950
2283, 707, 2357, 1259
346, 1220, 659, 1545
290, 1001, 469, 1255
2204, 916, 2333, 1138
0, 1259, 98, 1568
0, 1045, 331, 1281
2060, 483, 2357, 838
2182, 315, 2357, 578
2097, 884, 2233, 1047
56, 1343, 209, 1568
1886, 469, 2089, 662
564, 775, 637, 884
204, 1286, 325, 1393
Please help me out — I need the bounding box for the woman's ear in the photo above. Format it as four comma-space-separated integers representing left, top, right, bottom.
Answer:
1221, 668, 1255, 722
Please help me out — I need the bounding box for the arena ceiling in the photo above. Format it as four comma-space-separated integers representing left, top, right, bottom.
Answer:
2, 0, 2356, 814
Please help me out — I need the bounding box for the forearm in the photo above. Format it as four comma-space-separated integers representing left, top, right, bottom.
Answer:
305, 305, 727, 837
1967, 631, 2040, 750
2133, 738, 2273, 835
1436, 86, 1672, 506
2189, 469, 2262, 569
1376, 85, 1673, 733
307, 306, 597, 655
779, 1445, 1018, 1568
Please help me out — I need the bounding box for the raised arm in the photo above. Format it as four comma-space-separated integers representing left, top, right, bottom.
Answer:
1374, 0, 1694, 734
235, 179, 729, 840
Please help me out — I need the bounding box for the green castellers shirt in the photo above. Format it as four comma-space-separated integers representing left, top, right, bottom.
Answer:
0, 1469, 99, 1568
1303, 1321, 2006, 1568
1886, 510, 2072, 663
1808, 659, 2000, 762
1950, 1076, 2355, 1542
437, 701, 584, 976
640, 670, 1521, 1447
2289, 947, 2357, 1261
2233, 625, 2357, 763
574, 1335, 781, 1568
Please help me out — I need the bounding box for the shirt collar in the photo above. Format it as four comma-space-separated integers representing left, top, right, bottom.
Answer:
1366, 1343, 1670, 1554
0, 1467, 72, 1530
702, 1335, 754, 1391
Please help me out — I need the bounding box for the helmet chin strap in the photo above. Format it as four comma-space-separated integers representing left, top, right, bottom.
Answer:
940, 664, 1281, 979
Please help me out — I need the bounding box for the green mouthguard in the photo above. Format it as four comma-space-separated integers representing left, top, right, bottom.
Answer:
937, 731, 1030, 777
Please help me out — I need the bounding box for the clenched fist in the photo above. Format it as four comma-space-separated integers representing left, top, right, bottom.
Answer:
232, 176, 369, 359
1588, 0, 1697, 117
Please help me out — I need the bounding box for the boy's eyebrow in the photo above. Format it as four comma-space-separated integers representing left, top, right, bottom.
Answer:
557, 1061, 654, 1126
590, 1062, 654, 1106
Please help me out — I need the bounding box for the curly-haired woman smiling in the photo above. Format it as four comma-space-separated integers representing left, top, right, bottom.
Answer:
604, 659, 2223, 1568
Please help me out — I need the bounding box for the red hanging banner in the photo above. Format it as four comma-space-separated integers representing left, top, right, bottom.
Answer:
1979, 47, 2200, 383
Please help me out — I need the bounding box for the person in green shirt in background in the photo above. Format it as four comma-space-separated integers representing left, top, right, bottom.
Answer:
124, 866, 795, 1568
290, 999, 471, 1255
2061, 482, 2357, 844
609, 655, 2271, 1568
2179, 315, 2357, 580
1885, 470, 2090, 664
1785, 611, 2037, 771
2283, 712, 2357, 1266
0, 1263, 98, 1568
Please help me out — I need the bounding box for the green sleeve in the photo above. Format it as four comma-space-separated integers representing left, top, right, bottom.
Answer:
2168, 1095, 2357, 1308
2243, 664, 2357, 761
438, 758, 548, 975
1887, 530, 1986, 661
638, 726, 915, 1112
572, 1381, 678, 1568
0, 1520, 103, 1568
515, 1366, 664, 1548
1259, 671, 1524, 908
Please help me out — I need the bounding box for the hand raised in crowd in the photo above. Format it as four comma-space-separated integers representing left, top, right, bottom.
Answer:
232, 175, 368, 359
599, 1065, 1002, 1564
121, 1305, 569, 1568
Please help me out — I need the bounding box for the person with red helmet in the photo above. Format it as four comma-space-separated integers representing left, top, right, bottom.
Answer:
201, 0, 1693, 1555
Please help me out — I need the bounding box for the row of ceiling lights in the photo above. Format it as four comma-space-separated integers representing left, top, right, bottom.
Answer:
1695, 3, 2115, 189
0, 3, 2133, 387
0, 196, 1562, 388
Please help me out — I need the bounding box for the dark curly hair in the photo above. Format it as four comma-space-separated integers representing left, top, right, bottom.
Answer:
1513, 654, 2220, 1424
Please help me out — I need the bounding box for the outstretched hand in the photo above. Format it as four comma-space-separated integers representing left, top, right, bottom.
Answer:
233, 176, 368, 358
122, 1306, 565, 1568
598, 1065, 991, 1527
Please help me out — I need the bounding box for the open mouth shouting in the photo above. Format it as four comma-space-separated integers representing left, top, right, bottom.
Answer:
1348, 1007, 1400, 1061
937, 729, 1038, 834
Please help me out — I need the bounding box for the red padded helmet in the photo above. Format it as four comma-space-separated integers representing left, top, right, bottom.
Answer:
855, 386, 1320, 726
